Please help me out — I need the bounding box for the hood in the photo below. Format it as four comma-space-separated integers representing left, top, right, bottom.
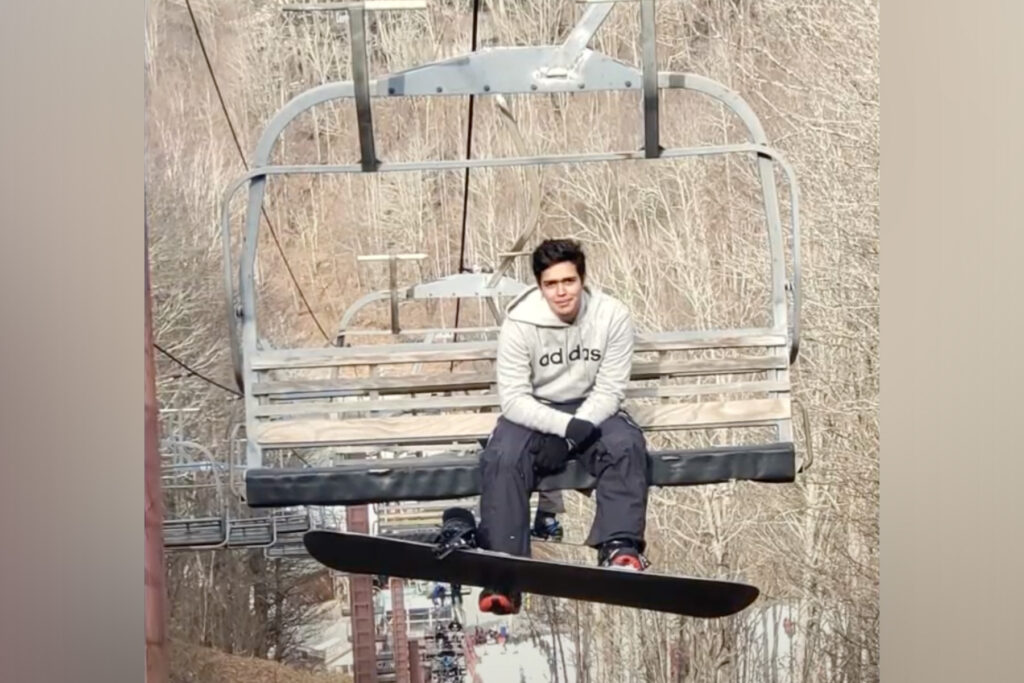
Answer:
504, 285, 593, 327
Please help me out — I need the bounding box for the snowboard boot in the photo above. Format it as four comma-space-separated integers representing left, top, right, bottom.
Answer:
531, 511, 564, 542
478, 588, 522, 615
434, 507, 478, 558
597, 538, 651, 571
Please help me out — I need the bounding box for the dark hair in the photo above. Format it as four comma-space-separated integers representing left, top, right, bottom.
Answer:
531, 238, 586, 282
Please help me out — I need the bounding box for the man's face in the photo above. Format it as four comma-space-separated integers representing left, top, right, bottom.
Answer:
538, 261, 583, 321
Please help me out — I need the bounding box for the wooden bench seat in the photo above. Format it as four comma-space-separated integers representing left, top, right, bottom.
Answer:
250, 331, 787, 370
242, 328, 795, 505
248, 332, 792, 451
254, 397, 789, 448
252, 357, 788, 402
253, 381, 788, 419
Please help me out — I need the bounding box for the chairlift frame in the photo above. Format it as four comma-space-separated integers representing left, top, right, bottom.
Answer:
161, 437, 315, 549
220, 0, 804, 507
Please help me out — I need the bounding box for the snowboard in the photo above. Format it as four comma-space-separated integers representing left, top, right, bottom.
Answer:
303, 530, 759, 618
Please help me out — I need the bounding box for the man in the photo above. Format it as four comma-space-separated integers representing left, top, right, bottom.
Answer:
473, 238, 650, 615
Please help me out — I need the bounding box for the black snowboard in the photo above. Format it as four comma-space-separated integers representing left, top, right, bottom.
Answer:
303, 530, 758, 618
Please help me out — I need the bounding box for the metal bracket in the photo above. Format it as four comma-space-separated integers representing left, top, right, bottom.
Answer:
545, 2, 615, 77
283, 1, 428, 171
356, 252, 427, 335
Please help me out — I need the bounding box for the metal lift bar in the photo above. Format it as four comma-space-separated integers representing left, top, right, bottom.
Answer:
245, 443, 796, 508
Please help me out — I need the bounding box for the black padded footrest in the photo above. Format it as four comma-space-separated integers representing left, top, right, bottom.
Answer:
244, 442, 795, 507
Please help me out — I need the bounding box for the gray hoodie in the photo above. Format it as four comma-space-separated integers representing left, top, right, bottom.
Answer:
496, 285, 634, 436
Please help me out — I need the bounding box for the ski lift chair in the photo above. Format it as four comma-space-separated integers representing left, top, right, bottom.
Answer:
220, 0, 804, 511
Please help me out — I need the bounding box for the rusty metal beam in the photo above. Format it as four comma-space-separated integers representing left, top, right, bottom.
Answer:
390, 579, 410, 683
145, 223, 169, 683
347, 505, 378, 683
408, 639, 423, 683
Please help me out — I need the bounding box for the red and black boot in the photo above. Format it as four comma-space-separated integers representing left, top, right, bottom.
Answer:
478, 588, 522, 615
597, 538, 651, 571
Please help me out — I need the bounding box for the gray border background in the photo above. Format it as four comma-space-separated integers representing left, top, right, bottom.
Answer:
880, 1, 1024, 680
0, 0, 143, 680
1, 0, 1023, 680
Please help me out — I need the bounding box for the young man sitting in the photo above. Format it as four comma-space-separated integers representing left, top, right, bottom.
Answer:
472, 238, 651, 615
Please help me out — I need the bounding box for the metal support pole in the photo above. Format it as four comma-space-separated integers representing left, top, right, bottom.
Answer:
640, 0, 660, 157
349, 5, 380, 171
145, 223, 169, 683
388, 255, 400, 334
357, 252, 425, 335
408, 639, 423, 683
548, 2, 614, 72
390, 578, 411, 683
347, 505, 378, 683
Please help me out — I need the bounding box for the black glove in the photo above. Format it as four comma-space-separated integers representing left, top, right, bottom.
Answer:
532, 434, 571, 476
565, 417, 601, 454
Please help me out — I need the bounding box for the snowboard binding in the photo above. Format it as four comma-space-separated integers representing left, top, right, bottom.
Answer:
433, 507, 479, 559
531, 512, 564, 542
598, 538, 651, 571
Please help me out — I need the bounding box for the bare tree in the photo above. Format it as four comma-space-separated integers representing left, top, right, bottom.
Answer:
147, 0, 878, 680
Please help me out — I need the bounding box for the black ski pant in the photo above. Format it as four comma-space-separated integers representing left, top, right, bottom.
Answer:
477, 406, 649, 557
536, 489, 564, 515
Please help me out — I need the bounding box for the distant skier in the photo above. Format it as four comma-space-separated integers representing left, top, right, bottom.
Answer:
471, 238, 651, 615
450, 582, 463, 606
